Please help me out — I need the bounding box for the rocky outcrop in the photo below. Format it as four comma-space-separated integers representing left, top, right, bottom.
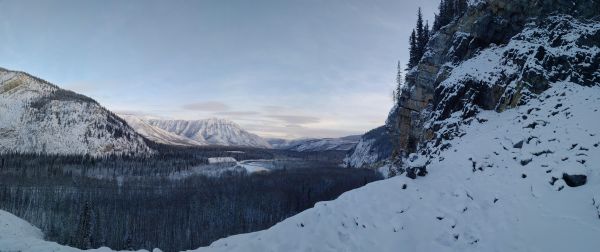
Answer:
385, 0, 600, 162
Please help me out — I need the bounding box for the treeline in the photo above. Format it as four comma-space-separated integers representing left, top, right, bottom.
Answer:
0, 145, 329, 178
0, 165, 381, 252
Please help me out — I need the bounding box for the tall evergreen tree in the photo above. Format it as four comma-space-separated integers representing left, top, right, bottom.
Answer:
423, 21, 430, 47
445, 0, 455, 23
395, 61, 403, 103
408, 29, 418, 68
433, 13, 440, 32
415, 8, 425, 59
74, 201, 92, 249
433, 0, 446, 31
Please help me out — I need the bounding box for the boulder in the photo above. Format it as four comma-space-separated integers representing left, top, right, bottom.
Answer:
562, 173, 587, 187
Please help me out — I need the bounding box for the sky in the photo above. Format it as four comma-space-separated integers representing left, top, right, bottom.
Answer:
0, 0, 438, 139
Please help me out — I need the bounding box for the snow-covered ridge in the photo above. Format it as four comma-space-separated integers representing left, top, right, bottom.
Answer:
119, 114, 206, 146
141, 117, 271, 148
0, 68, 152, 156
268, 135, 360, 152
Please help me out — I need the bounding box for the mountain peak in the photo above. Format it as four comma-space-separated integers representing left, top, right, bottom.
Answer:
122, 115, 271, 148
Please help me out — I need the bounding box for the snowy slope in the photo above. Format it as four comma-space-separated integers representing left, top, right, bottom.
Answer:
189, 82, 600, 252
119, 114, 206, 146
0, 210, 155, 252
343, 126, 393, 169
0, 68, 152, 156
268, 135, 360, 152
144, 118, 270, 148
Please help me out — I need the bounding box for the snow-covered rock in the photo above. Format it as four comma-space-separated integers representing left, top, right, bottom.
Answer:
0, 68, 152, 156
268, 135, 360, 152
144, 118, 271, 148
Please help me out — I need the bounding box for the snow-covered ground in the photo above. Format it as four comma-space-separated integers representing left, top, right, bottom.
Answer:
2, 82, 598, 252
207, 157, 238, 164
0, 211, 157, 252
189, 82, 600, 252
236, 160, 270, 173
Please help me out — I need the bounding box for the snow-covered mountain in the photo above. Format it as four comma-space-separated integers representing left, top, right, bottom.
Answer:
142, 117, 271, 148
0, 68, 152, 156
344, 126, 393, 168
268, 135, 360, 152
119, 114, 206, 146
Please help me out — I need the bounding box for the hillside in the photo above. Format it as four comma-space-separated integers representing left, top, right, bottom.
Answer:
0, 68, 152, 156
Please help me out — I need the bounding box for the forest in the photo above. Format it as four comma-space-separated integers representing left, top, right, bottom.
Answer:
0, 147, 381, 251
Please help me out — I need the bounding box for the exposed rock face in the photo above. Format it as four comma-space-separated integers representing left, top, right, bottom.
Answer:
385, 0, 600, 160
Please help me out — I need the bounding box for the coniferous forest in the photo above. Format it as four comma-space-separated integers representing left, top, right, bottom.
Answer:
0, 146, 381, 252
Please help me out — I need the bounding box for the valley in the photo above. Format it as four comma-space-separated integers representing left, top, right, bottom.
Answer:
0, 0, 599, 251
0, 146, 381, 252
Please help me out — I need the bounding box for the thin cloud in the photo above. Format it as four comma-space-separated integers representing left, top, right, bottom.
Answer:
216, 111, 260, 116
262, 105, 286, 113
266, 115, 320, 125
182, 101, 230, 111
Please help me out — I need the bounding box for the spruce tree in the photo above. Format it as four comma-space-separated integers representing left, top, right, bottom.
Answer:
423, 21, 430, 48
395, 61, 403, 103
74, 201, 92, 249
445, 0, 455, 23
408, 29, 418, 68
415, 8, 425, 59
433, 0, 446, 31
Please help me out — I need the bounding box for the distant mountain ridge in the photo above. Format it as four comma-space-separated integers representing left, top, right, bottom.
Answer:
0, 68, 153, 156
118, 114, 206, 146
122, 115, 271, 148
268, 135, 361, 152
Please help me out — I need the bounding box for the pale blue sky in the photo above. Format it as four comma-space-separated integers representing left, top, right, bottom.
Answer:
0, 0, 437, 138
